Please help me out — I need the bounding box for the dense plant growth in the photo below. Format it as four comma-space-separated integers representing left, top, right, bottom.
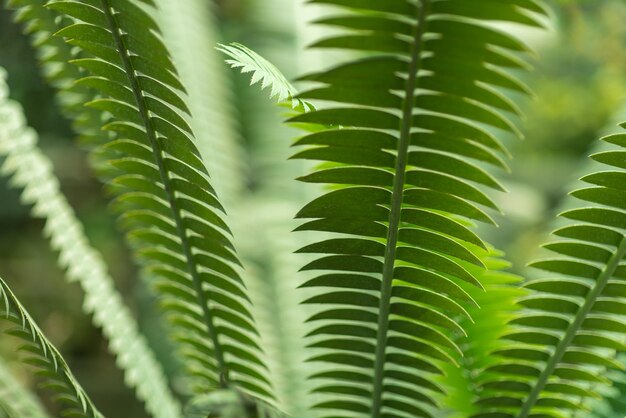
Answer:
0, 0, 625, 417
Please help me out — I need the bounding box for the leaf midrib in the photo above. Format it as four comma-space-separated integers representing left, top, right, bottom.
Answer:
518, 234, 626, 417
99, 0, 229, 385
370, 1, 430, 417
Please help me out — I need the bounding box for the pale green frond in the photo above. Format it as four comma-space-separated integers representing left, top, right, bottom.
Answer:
6, 0, 103, 150
217, 42, 314, 112
232, 198, 317, 417
288, 0, 548, 417
218, 16, 322, 416
0, 359, 51, 418
0, 275, 103, 418
474, 126, 626, 417
9, 0, 271, 402
154, 0, 246, 208
0, 67, 182, 418
437, 246, 527, 417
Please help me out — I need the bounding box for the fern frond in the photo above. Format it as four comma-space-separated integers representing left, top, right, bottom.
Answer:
154, 1, 315, 415
155, 0, 246, 207
475, 127, 626, 417
289, 1, 548, 416
0, 67, 182, 418
0, 276, 103, 418
232, 198, 317, 417
217, 42, 314, 111
437, 247, 527, 417
0, 359, 51, 418
11, 0, 271, 402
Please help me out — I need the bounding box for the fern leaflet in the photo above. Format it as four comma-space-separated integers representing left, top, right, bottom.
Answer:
217, 42, 314, 112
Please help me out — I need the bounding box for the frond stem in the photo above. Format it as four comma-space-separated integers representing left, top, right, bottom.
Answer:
370, 1, 430, 416
518, 235, 626, 417
100, 0, 229, 386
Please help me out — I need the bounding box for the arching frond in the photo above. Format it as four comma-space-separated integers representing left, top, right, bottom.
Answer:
10, 0, 270, 402
0, 359, 51, 418
289, 0, 548, 417
0, 276, 103, 418
217, 42, 314, 111
0, 67, 182, 418
475, 126, 626, 417
154, 3, 303, 415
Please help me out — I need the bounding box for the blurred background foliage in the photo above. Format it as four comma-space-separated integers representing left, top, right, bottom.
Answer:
1, 0, 626, 416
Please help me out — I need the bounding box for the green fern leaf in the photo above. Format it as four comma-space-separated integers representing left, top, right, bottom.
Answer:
0, 359, 51, 418
0, 276, 103, 418
290, 1, 548, 416
217, 42, 314, 112
474, 127, 626, 417
437, 247, 527, 417
155, 2, 316, 415
0, 67, 182, 418
9, 0, 271, 402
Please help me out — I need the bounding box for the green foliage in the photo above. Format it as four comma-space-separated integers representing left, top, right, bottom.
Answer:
22, 0, 270, 402
437, 247, 527, 417
217, 43, 314, 112
0, 67, 181, 418
476, 129, 626, 418
0, 275, 102, 418
3, 0, 626, 418
288, 1, 547, 416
